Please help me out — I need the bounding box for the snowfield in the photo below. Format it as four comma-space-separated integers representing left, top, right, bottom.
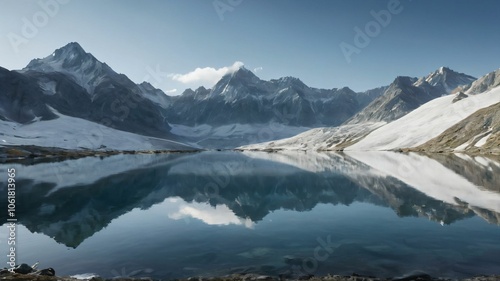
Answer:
0, 110, 194, 151
240, 122, 385, 151
348, 86, 500, 151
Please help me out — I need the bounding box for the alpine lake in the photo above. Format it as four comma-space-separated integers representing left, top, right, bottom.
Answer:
1, 150, 499, 279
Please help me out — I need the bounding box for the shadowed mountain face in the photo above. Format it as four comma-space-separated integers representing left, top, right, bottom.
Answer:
1, 151, 499, 248
166, 68, 386, 127
0, 42, 171, 137
0, 67, 62, 123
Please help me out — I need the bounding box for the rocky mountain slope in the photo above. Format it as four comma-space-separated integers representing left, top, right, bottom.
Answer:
413, 101, 500, 154
1, 42, 394, 151
244, 69, 499, 154
348, 81, 500, 151
15, 42, 172, 137
346, 67, 476, 124
2, 41, 497, 153
462, 69, 500, 95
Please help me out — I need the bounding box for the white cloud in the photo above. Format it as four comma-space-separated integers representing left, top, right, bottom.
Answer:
253, 66, 263, 73
167, 197, 254, 228
169, 61, 244, 86
165, 88, 177, 94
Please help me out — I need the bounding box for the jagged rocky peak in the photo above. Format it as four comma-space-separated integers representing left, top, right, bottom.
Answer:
210, 66, 267, 99
195, 86, 210, 94
274, 76, 303, 83
179, 86, 210, 99
21, 42, 114, 95
54, 42, 88, 58
25, 42, 93, 71
138, 81, 161, 92
463, 68, 500, 95
428, 66, 474, 82
192, 86, 210, 98
221, 65, 259, 82
337, 86, 356, 94
393, 76, 419, 87
438, 66, 450, 73
270, 76, 309, 91
213, 66, 252, 86
139, 81, 156, 90
415, 66, 476, 94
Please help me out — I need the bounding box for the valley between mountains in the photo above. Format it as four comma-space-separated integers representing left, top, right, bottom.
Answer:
1, 42, 499, 158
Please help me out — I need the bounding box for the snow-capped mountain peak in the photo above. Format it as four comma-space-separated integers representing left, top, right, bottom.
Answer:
226, 66, 262, 85
414, 66, 476, 94
54, 41, 87, 59
208, 66, 267, 100
3, 42, 174, 138
394, 76, 419, 86
438, 66, 448, 74
138, 81, 157, 92
25, 42, 93, 71
270, 76, 308, 90
23, 42, 111, 95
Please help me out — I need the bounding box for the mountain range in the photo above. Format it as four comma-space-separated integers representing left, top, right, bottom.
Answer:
346, 67, 476, 124
165, 68, 386, 127
1, 42, 499, 153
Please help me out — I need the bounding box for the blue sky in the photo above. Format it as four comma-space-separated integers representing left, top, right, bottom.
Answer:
1, 0, 499, 94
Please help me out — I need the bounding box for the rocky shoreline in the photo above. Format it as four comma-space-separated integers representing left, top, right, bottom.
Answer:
2, 264, 500, 281
1, 272, 500, 281
0, 145, 203, 164
2, 144, 499, 165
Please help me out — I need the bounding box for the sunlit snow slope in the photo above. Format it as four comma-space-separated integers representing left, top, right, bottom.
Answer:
0, 110, 195, 151
347, 86, 500, 151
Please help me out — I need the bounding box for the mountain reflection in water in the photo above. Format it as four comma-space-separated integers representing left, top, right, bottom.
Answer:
0, 151, 499, 279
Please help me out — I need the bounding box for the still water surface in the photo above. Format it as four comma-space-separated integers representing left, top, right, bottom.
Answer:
1, 151, 499, 279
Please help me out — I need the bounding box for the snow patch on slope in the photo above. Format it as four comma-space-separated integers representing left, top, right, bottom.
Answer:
348, 86, 500, 151
454, 141, 471, 151
241, 122, 385, 151
0, 111, 193, 151
475, 133, 492, 147
38, 80, 57, 95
